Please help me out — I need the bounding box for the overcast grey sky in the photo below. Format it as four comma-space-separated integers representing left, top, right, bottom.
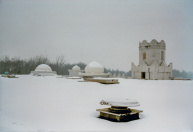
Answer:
0, 0, 193, 72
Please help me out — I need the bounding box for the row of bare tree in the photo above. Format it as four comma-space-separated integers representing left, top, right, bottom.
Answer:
0, 55, 67, 75
0, 55, 130, 76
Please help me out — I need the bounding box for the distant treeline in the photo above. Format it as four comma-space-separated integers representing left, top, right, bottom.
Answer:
172, 69, 193, 79
0, 55, 130, 76
0, 55, 192, 79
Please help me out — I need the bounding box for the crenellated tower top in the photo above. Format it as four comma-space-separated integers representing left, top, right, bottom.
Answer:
139, 39, 166, 66
139, 39, 166, 49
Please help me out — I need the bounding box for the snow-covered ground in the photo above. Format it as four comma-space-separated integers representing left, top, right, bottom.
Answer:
0, 75, 193, 131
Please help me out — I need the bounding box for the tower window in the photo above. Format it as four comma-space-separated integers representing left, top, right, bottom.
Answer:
161, 51, 164, 60
143, 52, 146, 60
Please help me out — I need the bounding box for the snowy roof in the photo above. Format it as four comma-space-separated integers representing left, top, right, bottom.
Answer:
85, 61, 104, 73
72, 65, 81, 71
1, 75, 192, 130
100, 98, 140, 107
35, 64, 52, 72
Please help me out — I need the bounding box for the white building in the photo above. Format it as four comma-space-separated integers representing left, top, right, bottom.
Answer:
131, 39, 172, 80
30, 64, 57, 76
79, 61, 110, 78
68, 65, 84, 77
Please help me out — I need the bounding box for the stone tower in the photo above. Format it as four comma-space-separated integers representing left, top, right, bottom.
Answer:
131, 39, 172, 80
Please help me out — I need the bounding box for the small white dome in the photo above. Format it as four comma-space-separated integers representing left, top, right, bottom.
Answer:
72, 65, 81, 71
85, 61, 104, 73
35, 64, 52, 72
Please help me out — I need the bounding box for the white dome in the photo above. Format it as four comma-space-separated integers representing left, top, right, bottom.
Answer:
72, 65, 81, 71
35, 64, 52, 72
85, 61, 104, 73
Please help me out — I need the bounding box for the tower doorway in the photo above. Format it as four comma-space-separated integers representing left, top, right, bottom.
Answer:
141, 72, 145, 79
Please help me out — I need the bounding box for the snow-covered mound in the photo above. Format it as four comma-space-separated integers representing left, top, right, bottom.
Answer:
85, 61, 104, 73
35, 64, 52, 72
0, 75, 192, 131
